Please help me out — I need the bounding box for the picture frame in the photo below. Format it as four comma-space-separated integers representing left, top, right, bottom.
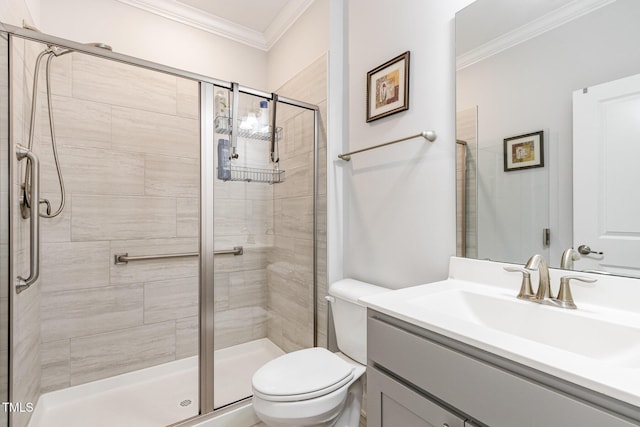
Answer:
503, 131, 544, 172
366, 51, 410, 122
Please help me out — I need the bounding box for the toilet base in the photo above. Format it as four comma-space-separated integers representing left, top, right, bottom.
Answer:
331, 376, 363, 427
253, 376, 364, 427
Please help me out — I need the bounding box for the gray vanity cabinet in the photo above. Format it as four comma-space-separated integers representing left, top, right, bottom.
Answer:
367, 310, 640, 427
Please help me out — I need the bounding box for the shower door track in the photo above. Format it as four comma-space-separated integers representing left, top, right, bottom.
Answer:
1, 23, 318, 111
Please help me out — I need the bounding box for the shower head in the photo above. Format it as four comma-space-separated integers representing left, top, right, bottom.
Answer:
22, 22, 67, 55
22, 20, 41, 32
22, 22, 113, 54
48, 42, 112, 57
86, 42, 113, 51
49, 46, 72, 57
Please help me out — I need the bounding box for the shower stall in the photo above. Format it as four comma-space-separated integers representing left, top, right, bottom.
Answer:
0, 23, 326, 427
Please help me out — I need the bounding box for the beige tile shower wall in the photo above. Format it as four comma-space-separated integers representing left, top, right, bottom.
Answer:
213, 107, 274, 349
31, 48, 201, 394
267, 54, 327, 352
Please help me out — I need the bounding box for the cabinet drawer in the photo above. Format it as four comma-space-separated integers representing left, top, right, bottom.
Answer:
368, 367, 466, 427
368, 313, 638, 427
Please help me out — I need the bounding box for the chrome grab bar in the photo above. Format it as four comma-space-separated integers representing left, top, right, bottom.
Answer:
213, 246, 244, 256
114, 246, 243, 265
337, 130, 437, 161
16, 144, 40, 294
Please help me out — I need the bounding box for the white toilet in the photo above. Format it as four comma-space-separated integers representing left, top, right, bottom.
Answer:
252, 279, 388, 427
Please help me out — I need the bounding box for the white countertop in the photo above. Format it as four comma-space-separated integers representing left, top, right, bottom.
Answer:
359, 257, 640, 408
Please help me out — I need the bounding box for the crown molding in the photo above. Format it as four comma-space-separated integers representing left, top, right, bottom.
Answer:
456, 0, 616, 70
115, 0, 314, 52
116, 0, 265, 49
264, 0, 314, 50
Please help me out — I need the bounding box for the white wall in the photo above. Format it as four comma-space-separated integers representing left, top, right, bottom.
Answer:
341, 0, 473, 289
0, 0, 35, 27
38, 0, 267, 88
267, 0, 329, 92
326, 0, 347, 287
23, 0, 37, 23
1, 0, 332, 94
9, 0, 331, 105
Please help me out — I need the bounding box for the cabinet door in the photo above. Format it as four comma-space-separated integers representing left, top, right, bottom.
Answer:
368, 367, 466, 427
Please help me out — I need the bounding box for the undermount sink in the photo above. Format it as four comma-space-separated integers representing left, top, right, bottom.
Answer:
408, 289, 640, 368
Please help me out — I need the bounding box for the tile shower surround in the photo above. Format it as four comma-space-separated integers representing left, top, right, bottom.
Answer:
30, 48, 202, 396
267, 54, 328, 352
11, 37, 327, 427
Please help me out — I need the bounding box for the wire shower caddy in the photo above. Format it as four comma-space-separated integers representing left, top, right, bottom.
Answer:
215, 116, 285, 184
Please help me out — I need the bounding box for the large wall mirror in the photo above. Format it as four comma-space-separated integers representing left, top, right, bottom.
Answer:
456, 0, 640, 277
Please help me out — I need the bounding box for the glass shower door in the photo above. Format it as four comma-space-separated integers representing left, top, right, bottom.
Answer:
210, 89, 286, 409
5, 26, 323, 425
0, 30, 9, 427
207, 84, 319, 410
10, 36, 201, 427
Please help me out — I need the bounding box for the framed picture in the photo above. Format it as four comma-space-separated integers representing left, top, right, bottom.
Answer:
503, 131, 544, 171
366, 51, 410, 122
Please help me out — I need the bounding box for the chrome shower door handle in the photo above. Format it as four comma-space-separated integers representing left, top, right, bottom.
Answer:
230, 82, 240, 159
16, 144, 40, 294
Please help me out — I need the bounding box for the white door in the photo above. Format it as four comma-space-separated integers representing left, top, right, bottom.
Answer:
573, 73, 640, 276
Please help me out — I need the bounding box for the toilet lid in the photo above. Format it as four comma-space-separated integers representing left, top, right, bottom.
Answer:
252, 347, 354, 401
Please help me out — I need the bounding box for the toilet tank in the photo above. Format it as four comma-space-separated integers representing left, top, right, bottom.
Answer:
328, 279, 388, 365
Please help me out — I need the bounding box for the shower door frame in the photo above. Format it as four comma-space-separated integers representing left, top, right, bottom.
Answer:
2, 22, 321, 425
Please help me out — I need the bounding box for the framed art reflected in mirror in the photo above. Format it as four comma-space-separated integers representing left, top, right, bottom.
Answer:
504, 131, 544, 172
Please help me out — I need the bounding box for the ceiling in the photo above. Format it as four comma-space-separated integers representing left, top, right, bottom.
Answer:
177, 0, 291, 33
115, 0, 314, 51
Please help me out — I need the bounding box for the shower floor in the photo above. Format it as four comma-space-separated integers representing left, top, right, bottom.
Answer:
28, 338, 284, 427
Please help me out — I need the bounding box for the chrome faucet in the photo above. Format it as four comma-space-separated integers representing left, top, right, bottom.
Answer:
525, 254, 551, 302
560, 248, 581, 270
504, 254, 598, 309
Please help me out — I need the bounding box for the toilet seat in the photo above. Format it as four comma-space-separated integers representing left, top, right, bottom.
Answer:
252, 347, 355, 402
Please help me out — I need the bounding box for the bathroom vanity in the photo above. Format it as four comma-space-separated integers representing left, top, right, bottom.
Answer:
361, 257, 640, 427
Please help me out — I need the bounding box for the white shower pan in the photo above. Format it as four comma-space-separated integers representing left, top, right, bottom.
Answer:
28, 338, 283, 427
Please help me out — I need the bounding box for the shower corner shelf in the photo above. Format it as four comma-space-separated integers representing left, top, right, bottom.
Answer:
218, 165, 285, 184
215, 116, 282, 142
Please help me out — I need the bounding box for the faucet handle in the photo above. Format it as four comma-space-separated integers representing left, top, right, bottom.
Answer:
555, 275, 597, 309
504, 267, 535, 300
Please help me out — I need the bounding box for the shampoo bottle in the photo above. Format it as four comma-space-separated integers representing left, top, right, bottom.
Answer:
217, 138, 231, 180
258, 100, 269, 132
214, 91, 229, 131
